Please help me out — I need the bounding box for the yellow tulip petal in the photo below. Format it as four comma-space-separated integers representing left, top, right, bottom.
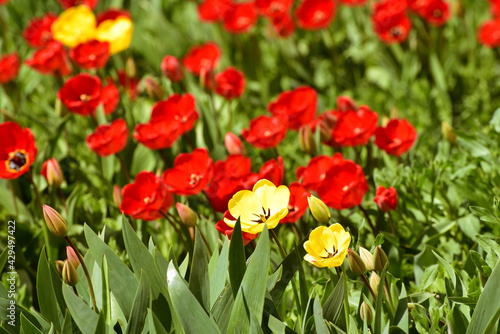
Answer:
253, 179, 276, 211
308, 226, 329, 258
52, 5, 96, 48
96, 17, 133, 54
228, 190, 262, 224
328, 223, 345, 235
321, 228, 336, 253
270, 185, 291, 216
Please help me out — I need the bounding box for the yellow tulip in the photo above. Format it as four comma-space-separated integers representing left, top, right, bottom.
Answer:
303, 224, 351, 268
224, 179, 290, 234
96, 16, 133, 54
52, 5, 96, 48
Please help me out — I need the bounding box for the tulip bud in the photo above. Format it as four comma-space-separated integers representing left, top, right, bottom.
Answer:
66, 246, 80, 269
390, 106, 399, 119
360, 302, 373, 325
359, 246, 374, 271
373, 246, 389, 272
125, 57, 136, 78
62, 260, 78, 286
144, 77, 164, 101
161, 55, 184, 82
43, 205, 68, 237
200, 68, 215, 91
348, 248, 365, 276
176, 203, 198, 227
370, 272, 381, 299
337, 96, 357, 112
41, 158, 64, 187
298, 125, 317, 156
381, 115, 390, 127
224, 132, 245, 155
441, 121, 457, 144
55, 260, 65, 276
113, 185, 123, 208
452, 0, 464, 18
307, 195, 330, 223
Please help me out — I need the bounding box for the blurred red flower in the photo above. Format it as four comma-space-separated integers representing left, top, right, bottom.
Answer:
281, 182, 310, 223
0, 122, 37, 180
0, 53, 20, 84
133, 118, 182, 150
375, 118, 417, 156
198, 0, 232, 22
96, 8, 132, 24
271, 12, 296, 38
25, 41, 72, 76
268, 86, 317, 130
151, 93, 199, 134
222, 2, 258, 34
86, 119, 128, 157
120, 171, 173, 221
373, 186, 398, 212
409, 0, 450, 27
242, 115, 287, 149
256, 0, 293, 17
259, 156, 284, 186
161, 55, 184, 82
22, 13, 57, 48
215, 66, 246, 100
118, 69, 140, 100
295, 0, 336, 30
224, 132, 245, 155
296, 153, 343, 191
57, 0, 98, 9
162, 148, 214, 196
0, 0, 8, 5
100, 78, 120, 115
183, 42, 221, 76
371, 0, 411, 44
69, 40, 110, 70
58, 74, 101, 116
336, 95, 357, 111
490, 0, 500, 18
328, 106, 379, 147
316, 155, 369, 210
216, 211, 258, 245
478, 19, 500, 48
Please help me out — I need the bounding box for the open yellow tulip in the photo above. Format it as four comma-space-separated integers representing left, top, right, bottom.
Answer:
224, 179, 290, 234
304, 224, 351, 268
52, 5, 96, 48
96, 16, 133, 54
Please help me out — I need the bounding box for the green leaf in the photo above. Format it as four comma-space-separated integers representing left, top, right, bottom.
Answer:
36, 247, 60, 332
393, 284, 408, 332
167, 262, 221, 334
447, 305, 469, 334
126, 271, 151, 334
313, 297, 330, 334
470, 206, 500, 224
62, 284, 101, 334
420, 264, 439, 290
93, 311, 106, 334
467, 258, 500, 333
189, 229, 210, 312
100, 255, 111, 325
322, 273, 346, 325
210, 238, 229, 308
228, 219, 246, 298
432, 250, 456, 288
228, 226, 270, 334
20, 313, 43, 334
270, 245, 306, 304
374, 267, 388, 334
212, 285, 234, 333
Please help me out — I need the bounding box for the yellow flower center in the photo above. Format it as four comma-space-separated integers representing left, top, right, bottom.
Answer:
80, 93, 92, 102
251, 207, 271, 224
5, 149, 29, 173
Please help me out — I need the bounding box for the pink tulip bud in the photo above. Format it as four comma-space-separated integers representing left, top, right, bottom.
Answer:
43, 204, 68, 237
113, 185, 123, 208
161, 55, 184, 82
176, 202, 198, 227
224, 132, 245, 155
66, 246, 80, 268
41, 158, 64, 187
144, 77, 164, 101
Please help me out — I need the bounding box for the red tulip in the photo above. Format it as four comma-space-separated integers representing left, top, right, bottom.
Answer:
242, 115, 287, 149
409, 0, 450, 26
268, 86, 317, 130
373, 186, 397, 212
256, 0, 293, 17
222, 2, 258, 34
58, 74, 101, 116
295, 0, 336, 30
336, 95, 357, 111
162, 148, 214, 196
134, 118, 182, 150
100, 78, 120, 115
120, 171, 174, 221
161, 55, 184, 82
215, 66, 246, 100
316, 155, 369, 210
258, 156, 284, 186
25, 41, 72, 76
22, 13, 58, 48
216, 211, 258, 245
41, 158, 64, 187
281, 182, 310, 223
478, 19, 500, 48
0, 122, 37, 180
224, 132, 245, 155
198, 0, 232, 22
329, 106, 379, 147
69, 40, 110, 70
490, 0, 500, 18
183, 42, 221, 76
271, 12, 296, 38
371, 0, 411, 44
374, 118, 417, 156
86, 119, 128, 157
57, 0, 98, 9
296, 153, 343, 191
0, 53, 20, 84
118, 69, 139, 100
0, 0, 8, 5
96, 8, 131, 24
151, 93, 199, 134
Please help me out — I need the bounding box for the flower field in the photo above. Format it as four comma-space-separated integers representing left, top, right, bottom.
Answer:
1, 0, 500, 333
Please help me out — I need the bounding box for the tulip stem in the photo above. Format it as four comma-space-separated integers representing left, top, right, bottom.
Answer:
208, 92, 222, 141
291, 223, 303, 242
8, 181, 18, 217
197, 227, 213, 254
270, 229, 286, 258
160, 211, 190, 251
115, 153, 131, 182
361, 274, 377, 302
73, 286, 79, 297
387, 212, 396, 236
358, 205, 377, 235
65, 236, 97, 311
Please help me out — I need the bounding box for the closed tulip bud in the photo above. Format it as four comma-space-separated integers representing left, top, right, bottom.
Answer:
225, 132, 245, 155
298, 126, 317, 156
41, 158, 64, 187
113, 185, 123, 208
390, 106, 399, 119
360, 302, 373, 325
441, 121, 457, 144
373, 246, 389, 272
316, 118, 332, 142
62, 260, 78, 286
307, 195, 330, 223
43, 205, 68, 237
337, 96, 357, 111
452, 1, 464, 18
55, 260, 65, 276
370, 272, 381, 298
161, 55, 184, 82
348, 248, 365, 276
66, 246, 80, 269
381, 115, 390, 127
359, 246, 374, 271
144, 77, 164, 101
125, 57, 136, 78
176, 203, 198, 227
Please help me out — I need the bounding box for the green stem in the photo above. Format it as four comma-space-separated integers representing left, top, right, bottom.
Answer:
270, 229, 286, 258
115, 153, 131, 182
160, 211, 190, 251
387, 212, 396, 236
358, 204, 377, 235
361, 274, 377, 302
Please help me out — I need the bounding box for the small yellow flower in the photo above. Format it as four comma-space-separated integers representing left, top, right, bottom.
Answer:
52, 5, 97, 48
307, 195, 330, 223
224, 179, 290, 234
304, 224, 351, 268
96, 16, 133, 54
